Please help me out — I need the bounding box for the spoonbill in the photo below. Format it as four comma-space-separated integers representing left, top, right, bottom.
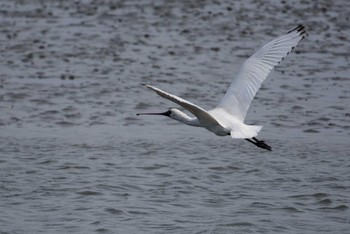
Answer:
137, 25, 306, 151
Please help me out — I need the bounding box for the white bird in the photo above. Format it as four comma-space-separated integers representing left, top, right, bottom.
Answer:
137, 25, 306, 151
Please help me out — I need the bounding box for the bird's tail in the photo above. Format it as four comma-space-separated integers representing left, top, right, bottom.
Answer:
249, 125, 263, 135
230, 125, 262, 139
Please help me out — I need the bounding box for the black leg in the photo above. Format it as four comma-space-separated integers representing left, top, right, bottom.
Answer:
245, 137, 272, 151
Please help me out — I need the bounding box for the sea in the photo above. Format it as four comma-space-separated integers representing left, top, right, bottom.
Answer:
0, 0, 349, 233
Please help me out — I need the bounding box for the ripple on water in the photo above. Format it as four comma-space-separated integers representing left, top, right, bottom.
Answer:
1, 0, 350, 234
279, 206, 304, 213
76, 191, 103, 196
317, 198, 332, 205
104, 208, 124, 215
288, 192, 329, 200
318, 205, 349, 211
303, 129, 320, 133
95, 228, 113, 234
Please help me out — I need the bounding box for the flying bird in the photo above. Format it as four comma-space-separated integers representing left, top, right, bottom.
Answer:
137, 25, 306, 151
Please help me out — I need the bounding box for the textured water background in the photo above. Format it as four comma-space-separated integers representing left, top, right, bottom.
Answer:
0, 0, 349, 233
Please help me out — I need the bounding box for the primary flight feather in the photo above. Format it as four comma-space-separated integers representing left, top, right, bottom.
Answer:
138, 25, 306, 151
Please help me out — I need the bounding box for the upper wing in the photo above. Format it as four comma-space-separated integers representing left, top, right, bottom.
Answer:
215, 25, 306, 121
142, 84, 224, 129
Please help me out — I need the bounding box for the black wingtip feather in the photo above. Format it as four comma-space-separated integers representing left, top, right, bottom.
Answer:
275, 25, 306, 65
296, 24, 305, 32
288, 24, 306, 37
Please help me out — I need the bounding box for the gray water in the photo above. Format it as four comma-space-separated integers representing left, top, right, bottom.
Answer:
1, 0, 349, 233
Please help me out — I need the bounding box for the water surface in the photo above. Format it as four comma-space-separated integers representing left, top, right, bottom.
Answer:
1, 0, 349, 233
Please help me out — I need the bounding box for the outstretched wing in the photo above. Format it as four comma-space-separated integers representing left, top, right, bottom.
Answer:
215, 25, 306, 121
142, 84, 224, 130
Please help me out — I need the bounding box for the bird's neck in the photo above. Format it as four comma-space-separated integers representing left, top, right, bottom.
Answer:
171, 111, 200, 127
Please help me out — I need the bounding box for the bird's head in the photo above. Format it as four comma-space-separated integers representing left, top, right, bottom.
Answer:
137, 108, 196, 126
137, 108, 180, 119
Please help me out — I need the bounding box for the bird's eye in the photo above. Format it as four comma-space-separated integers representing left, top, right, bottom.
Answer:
165, 110, 172, 116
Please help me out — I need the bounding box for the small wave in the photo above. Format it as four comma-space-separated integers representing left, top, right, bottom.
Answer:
56, 121, 76, 127
318, 205, 348, 211
288, 192, 329, 200
317, 198, 333, 205
77, 191, 103, 196
104, 208, 123, 214
277, 206, 304, 213
303, 129, 319, 133
95, 228, 112, 233
222, 221, 256, 227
